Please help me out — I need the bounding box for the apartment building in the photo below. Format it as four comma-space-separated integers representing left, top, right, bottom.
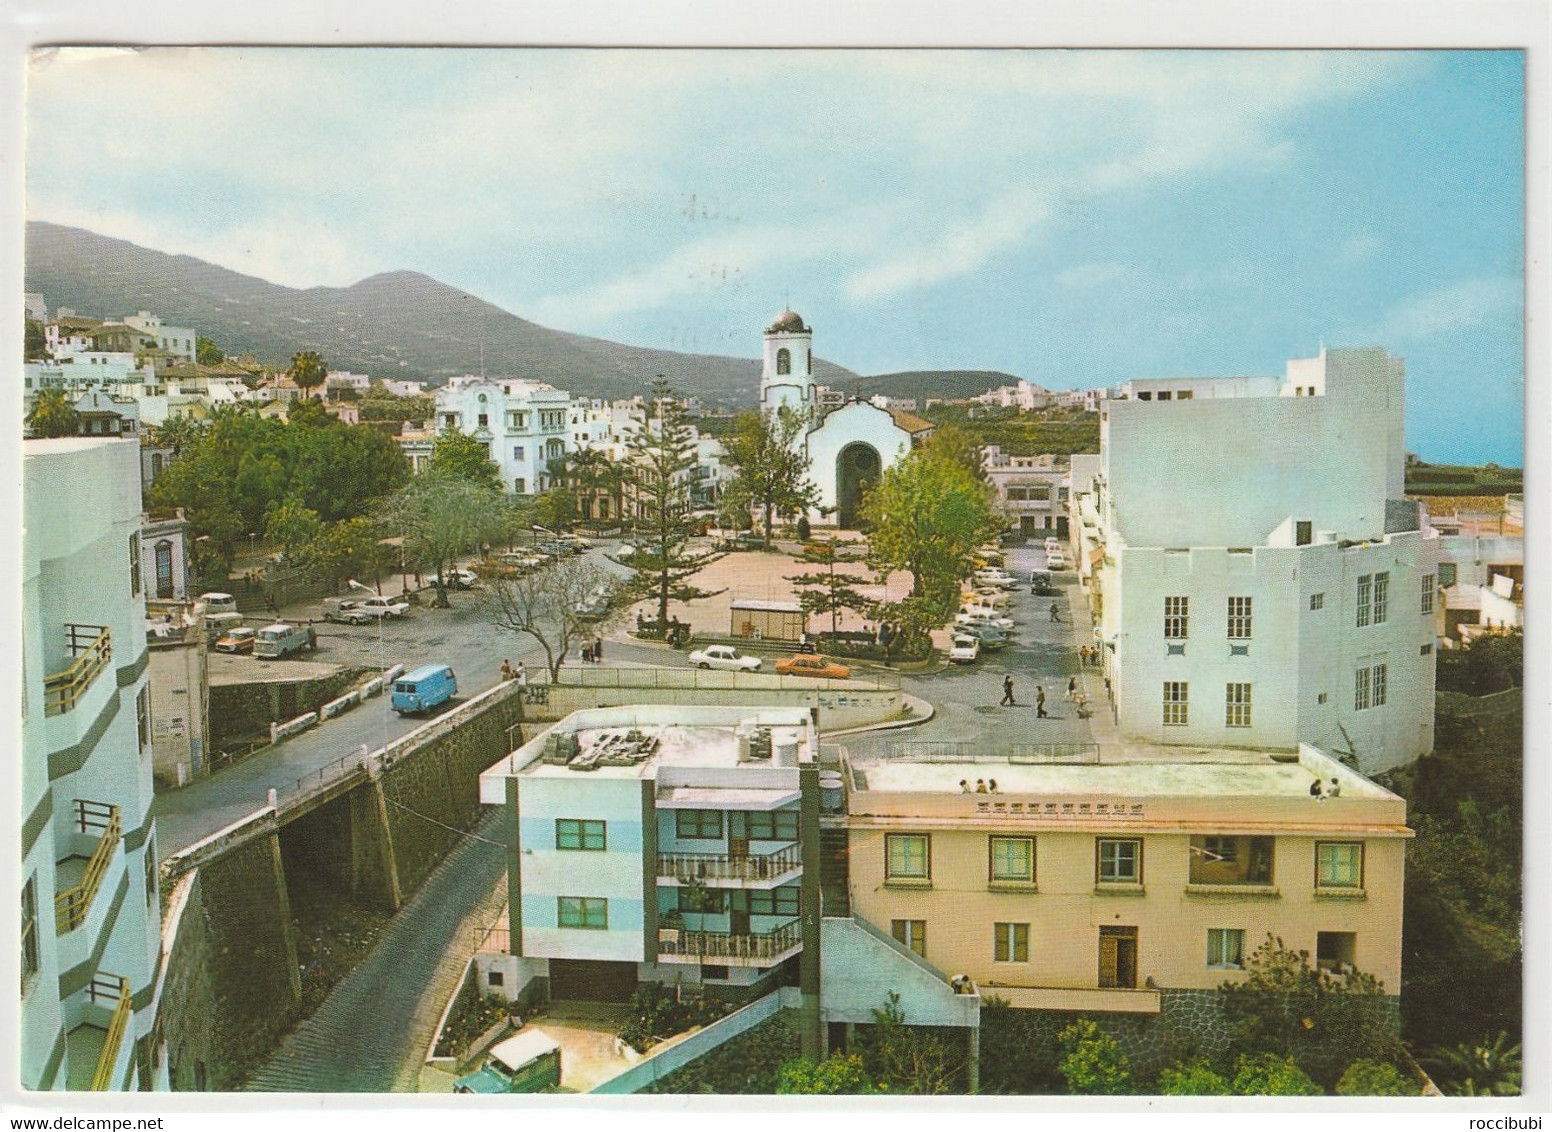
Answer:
433, 377, 572, 494
477, 705, 820, 1005
22, 438, 165, 1091
120, 312, 197, 363
842, 743, 1408, 1016
983, 448, 1070, 539
1074, 348, 1440, 772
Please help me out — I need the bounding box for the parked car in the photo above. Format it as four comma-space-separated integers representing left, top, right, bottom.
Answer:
1030, 570, 1052, 596
198, 591, 238, 616
774, 653, 852, 680
1044, 536, 1062, 551
322, 597, 371, 624
558, 534, 593, 551
454, 1030, 562, 1094
203, 611, 245, 643
961, 623, 1010, 649
574, 596, 612, 620
1046, 550, 1071, 570
359, 595, 410, 619
448, 567, 479, 589
976, 545, 1006, 566
213, 626, 257, 654
974, 568, 1019, 589
956, 609, 1015, 632
391, 664, 458, 714
688, 645, 763, 672
538, 539, 581, 557
253, 623, 315, 659
949, 634, 981, 664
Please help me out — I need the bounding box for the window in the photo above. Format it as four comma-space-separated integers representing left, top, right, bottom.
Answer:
477, 413, 489, 427
1207, 928, 1245, 969
989, 836, 1034, 883
1371, 663, 1387, 707
1438, 562, 1457, 587
1317, 931, 1357, 972
1157, 390, 1172, 401
1177, 390, 1194, 401
145, 835, 158, 907
891, 919, 926, 957
994, 922, 1030, 962
776, 347, 791, 375
675, 810, 723, 840
1372, 572, 1389, 624
1296, 520, 1312, 546
1162, 682, 1189, 726
746, 809, 800, 841
1097, 838, 1142, 884
21, 878, 38, 991
514, 478, 526, 493
1163, 596, 1189, 639
555, 819, 607, 851
1190, 836, 1273, 885
748, 887, 800, 917
557, 896, 608, 929
1227, 597, 1252, 639
1225, 683, 1252, 728
1421, 573, 1435, 614
136, 687, 151, 754
1310, 592, 1324, 611
886, 834, 930, 880
1316, 842, 1364, 888
701, 964, 729, 980
1420, 643, 1433, 656
154, 540, 174, 599
513, 446, 525, 460
128, 533, 141, 595
1356, 574, 1373, 627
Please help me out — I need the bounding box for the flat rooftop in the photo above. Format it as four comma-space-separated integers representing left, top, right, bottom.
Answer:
522, 721, 808, 781
852, 744, 1394, 802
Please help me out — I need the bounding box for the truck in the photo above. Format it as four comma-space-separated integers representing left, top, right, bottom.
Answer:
253, 623, 315, 659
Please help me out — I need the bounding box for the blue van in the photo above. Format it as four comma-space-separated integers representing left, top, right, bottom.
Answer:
391, 664, 457, 714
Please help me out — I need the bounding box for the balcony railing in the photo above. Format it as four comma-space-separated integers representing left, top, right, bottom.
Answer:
658, 918, 802, 962
88, 974, 132, 1091
43, 624, 113, 717
657, 844, 802, 882
55, 801, 122, 934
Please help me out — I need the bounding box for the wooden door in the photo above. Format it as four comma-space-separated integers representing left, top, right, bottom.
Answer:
728, 812, 749, 859
1099, 926, 1138, 989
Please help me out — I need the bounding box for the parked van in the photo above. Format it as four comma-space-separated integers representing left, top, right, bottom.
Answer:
253, 622, 315, 659
198, 592, 238, 616
391, 664, 457, 714
203, 611, 245, 644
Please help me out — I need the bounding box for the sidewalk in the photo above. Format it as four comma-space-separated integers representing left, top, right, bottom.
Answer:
1065, 575, 1117, 745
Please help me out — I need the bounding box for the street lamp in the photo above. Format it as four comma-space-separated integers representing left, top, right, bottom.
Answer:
347, 578, 386, 685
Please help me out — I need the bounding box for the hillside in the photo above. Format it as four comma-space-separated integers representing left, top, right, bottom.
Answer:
23, 221, 856, 405
828, 369, 1030, 402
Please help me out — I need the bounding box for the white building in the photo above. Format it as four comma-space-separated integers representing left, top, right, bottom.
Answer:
477, 705, 818, 1005
433, 378, 572, 494
26, 291, 48, 321
758, 310, 915, 528
976, 379, 1053, 412
1076, 348, 1440, 772
22, 438, 165, 1090
121, 312, 197, 363
983, 449, 1070, 540
379, 378, 428, 398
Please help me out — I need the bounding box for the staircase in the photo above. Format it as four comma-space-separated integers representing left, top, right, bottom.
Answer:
819, 826, 850, 918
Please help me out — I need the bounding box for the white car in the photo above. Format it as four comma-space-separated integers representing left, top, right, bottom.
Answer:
359, 595, 410, 619
974, 569, 1019, 590
449, 568, 479, 589
956, 609, 1015, 631
949, 634, 981, 664
687, 645, 763, 672
1046, 551, 1070, 570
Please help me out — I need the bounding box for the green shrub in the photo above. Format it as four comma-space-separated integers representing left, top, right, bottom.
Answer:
776, 1054, 877, 1094
1335, 1058, 1419, 1096
1156, 1058, 1231, 1095
617, 983, 730, 1053
1232, 1053, 1322, 1095
1056, 1019, 1131, 1095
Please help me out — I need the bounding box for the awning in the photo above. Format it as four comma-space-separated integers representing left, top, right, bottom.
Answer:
656, 786, 800, 810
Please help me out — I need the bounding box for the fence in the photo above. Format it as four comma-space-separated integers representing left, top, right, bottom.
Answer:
43, 624, 113, 716
887, 740, 1100, 763
588, 988, 797, 1094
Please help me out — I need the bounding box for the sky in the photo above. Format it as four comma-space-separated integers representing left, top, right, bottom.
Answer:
26, 48, 1525, 464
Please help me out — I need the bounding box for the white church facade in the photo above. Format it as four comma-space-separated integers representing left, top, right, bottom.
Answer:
758, 309, 920, 527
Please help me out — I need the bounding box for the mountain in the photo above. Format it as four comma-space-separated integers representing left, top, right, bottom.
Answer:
23, 221, 857, 405
828, 369, 1029, 402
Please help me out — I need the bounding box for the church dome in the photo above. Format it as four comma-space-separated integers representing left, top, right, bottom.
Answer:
766, 309, 808, 334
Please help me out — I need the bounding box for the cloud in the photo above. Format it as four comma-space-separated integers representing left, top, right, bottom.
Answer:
1055, 262, 1126, 289
1374, 276, 1521, 341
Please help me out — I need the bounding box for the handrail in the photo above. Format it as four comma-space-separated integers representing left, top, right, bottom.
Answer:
659, 918, 802, 961
55, 802, 122, 934
90, 975, 132, 1090
43, 624, 113, 716
656, 843, 802, 881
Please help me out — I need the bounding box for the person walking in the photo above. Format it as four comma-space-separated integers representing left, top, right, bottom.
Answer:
1000, 674, 1016, 706
594, 636, 604, 663
1049, 601, 1060, 623
1036, 685, 1048, 718
516, 661, 527, 687
1066, 675, 1078, 701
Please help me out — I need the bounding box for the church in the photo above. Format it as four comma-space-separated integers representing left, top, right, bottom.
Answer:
758, 309, 930, 527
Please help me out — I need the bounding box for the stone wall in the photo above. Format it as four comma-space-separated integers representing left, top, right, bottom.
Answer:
209, 667, 371, 747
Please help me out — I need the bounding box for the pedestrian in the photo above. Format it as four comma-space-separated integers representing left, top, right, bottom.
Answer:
500, 659, 514, 682
1066, 675, 1078, 700
1074, 692, 1089, 718
1049, 601, 1060, 623
1327, 777, 1342, 799
305, 626, 316, 651
1036, 686, 1048, 718
1000, 674, 1015, 706
987, 778, 999, 794
582, 642, 594, 664
516, 662, 527, 687
594, 636, 604, 663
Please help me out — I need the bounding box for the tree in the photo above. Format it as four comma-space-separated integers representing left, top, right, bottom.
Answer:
302, 516, 391, 594
923, 423, 985, 483
145, 415, 204, 458
1055, 1019, 1131, 1095
1426, 1033, 1522, 1096
428, 429, 504, 493
288, 350, 327, 400
263, 496, 323, 563
484, 557, 623, 679
787, 540, 871, 636
26, 389, 78, 438
196, 336, 224, 366
863, 449, 998, 615
380, 471, 508, 607
869, 596, 937, 664
776, 1054, 877, 1095
721, 406, 821, 548
1156, 1058, 1231, 1095
24, 317, 48, 361
624, 379, 722, 625
535, 487, 580, 533
1436, 628, 1522, 695
1230, 1053, 1322, 1096
1334, 1059, 1419, 1097
855, 992, 964, 1095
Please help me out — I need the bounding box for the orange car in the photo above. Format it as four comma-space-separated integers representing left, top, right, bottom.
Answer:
774, 653, 852, 680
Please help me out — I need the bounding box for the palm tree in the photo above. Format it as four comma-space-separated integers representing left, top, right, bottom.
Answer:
288, 351, 327, 400
1426, 1032, 1522, 1096
26, 389, 79, 438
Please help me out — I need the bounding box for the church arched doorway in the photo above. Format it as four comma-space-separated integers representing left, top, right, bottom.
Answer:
836, 442, 881, 530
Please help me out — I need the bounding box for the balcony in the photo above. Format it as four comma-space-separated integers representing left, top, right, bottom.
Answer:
55, 801, 122, 934
66, 974, 132, 1091
43, 624, 113, 717
657, 918, 802, 967
657, 845, 802, 886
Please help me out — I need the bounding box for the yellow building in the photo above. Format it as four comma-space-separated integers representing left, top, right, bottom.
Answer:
842, 743, 1408, 1016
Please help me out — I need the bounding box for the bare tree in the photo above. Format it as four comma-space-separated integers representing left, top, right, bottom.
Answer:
484, 558, 624, 680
